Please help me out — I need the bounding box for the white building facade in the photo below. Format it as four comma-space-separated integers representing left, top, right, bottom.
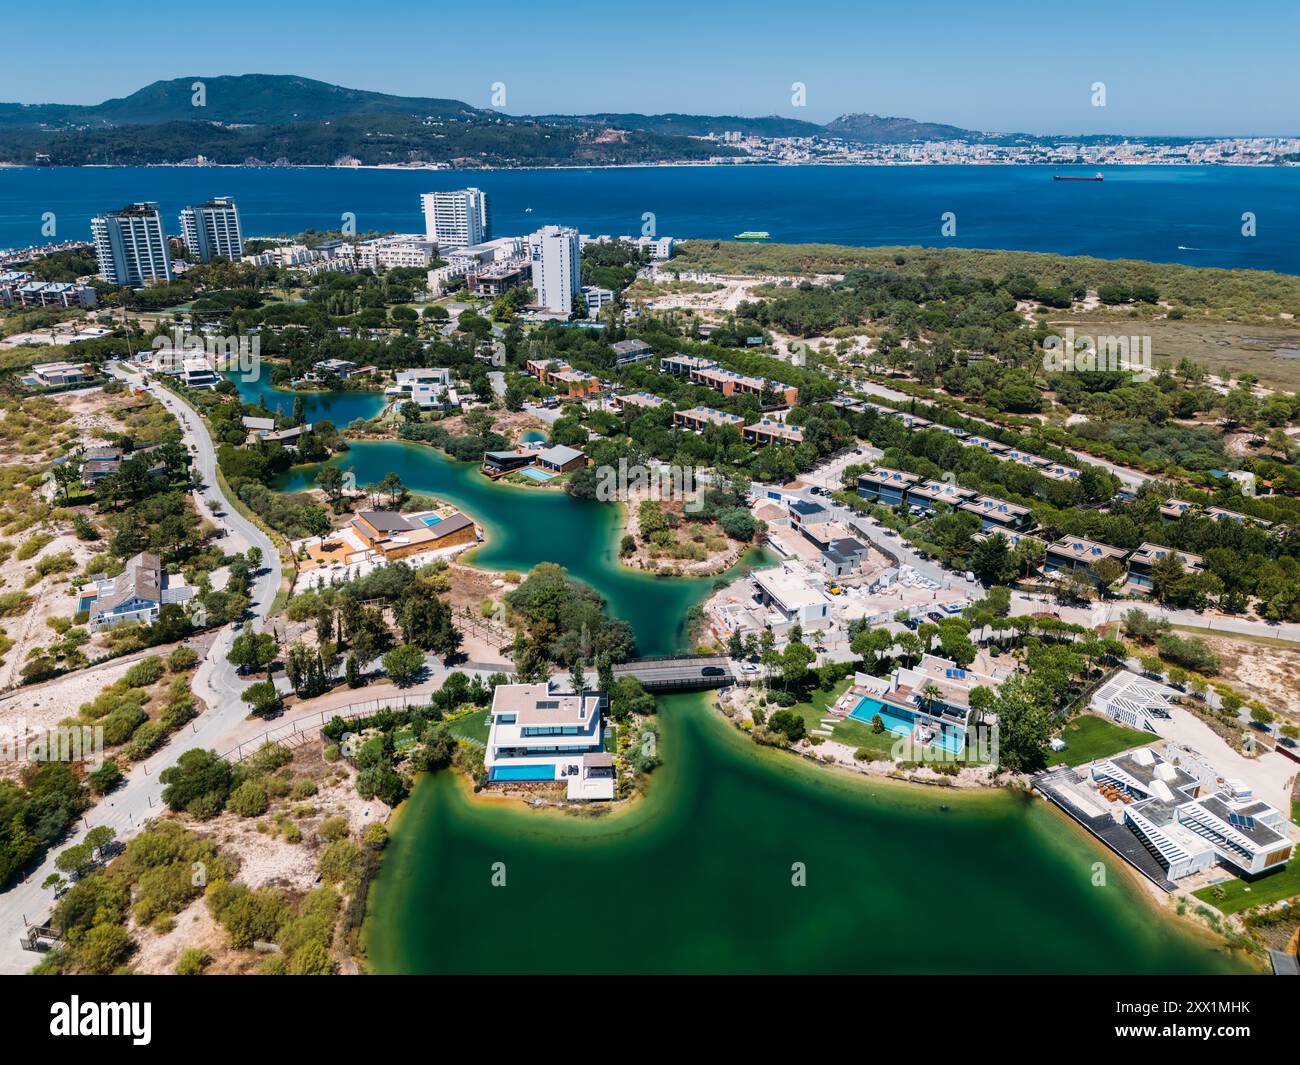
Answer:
420, 187, 489, 251
91, 202, 173, 286
530, 225, 581, 314
179, 197, 244, 262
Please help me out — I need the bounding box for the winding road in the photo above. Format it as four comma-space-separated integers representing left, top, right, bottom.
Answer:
0, 364, 278, 973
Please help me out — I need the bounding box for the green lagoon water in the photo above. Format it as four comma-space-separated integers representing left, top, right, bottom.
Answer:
365, 691, 1248, 974
258, 396, 1249, 974
275, 439, 765, 657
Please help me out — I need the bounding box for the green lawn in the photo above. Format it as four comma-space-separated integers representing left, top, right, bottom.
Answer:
1054, 714, 1153, 767
1193, 859, 1300, 915
448, 708, 490, 745
786, 678, 899, 758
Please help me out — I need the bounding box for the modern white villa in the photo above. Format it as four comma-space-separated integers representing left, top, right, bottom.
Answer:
485, 681, 614, 800
1091, 748, 1294, 879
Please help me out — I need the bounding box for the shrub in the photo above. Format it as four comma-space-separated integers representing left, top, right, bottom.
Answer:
175, 948, 211, 975
124, 656, 164, 688
168, 646, 198, 672
227, 780, 270, 818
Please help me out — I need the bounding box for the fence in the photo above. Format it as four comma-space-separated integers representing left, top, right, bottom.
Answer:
218, 694, 432, 763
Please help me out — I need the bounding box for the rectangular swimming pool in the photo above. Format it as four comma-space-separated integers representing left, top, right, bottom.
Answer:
489, 764, 555, 782
521, 468, 556, 481
420, 515, 443, 526
848, 695, 964, 754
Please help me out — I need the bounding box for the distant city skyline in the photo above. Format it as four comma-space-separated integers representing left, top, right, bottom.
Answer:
5, 0, 1299, 137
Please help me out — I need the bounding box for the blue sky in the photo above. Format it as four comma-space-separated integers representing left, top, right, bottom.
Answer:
5, 0, 1297, 135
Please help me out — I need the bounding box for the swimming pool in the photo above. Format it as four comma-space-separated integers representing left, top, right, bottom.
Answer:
521, 468, 556, 481
848, 695, 964, 754
489, 764, 555, 781
420, 515, 443, 526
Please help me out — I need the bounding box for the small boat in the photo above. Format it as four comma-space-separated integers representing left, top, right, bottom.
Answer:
1053, 172, 1104, 182
734, 230, 771, 241
524, 207, 533, 213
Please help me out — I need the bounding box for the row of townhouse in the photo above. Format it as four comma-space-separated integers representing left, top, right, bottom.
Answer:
0, 272, 97, 309
1044, 534, 1204, 590
525, 358, 603, 398
856, 467, 1033, 534
658, 353, 799, 406
842, 397, 1082, 480
669, 404, 802, 446
1160, 497, 1273, 529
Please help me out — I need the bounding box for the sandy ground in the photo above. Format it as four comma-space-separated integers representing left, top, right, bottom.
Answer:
432, 407, 547, 444
1196, 634, 1300, 724
0, 530, 101, 690
130, 744, 386, 975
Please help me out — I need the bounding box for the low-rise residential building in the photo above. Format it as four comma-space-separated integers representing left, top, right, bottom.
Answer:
535, 444, 587, 474
1206, 506, 1270, 528
908, 479, 977, 513
673, 406, 745, 432
525, 358, 601, 398
1045, 535, 1129, 582
580, 285, 616, 316
81, 551, 193, 629
1090, 670, 1180, 734
963, 435, 1010, 455
692, 365, 798, 406
658, 353, 718, 376
610, 338, 654, 365
485, 681, 613, 800
350, 508, 478, 560
959, 495, 1032, 532
611, 391, 668, 412
482, 450, 534, 476
315, 358, 362, 379
386, 367, 457, 410
744, 418, 804, 446
1126, 543, 1203, 592
1159, 498, 1195, 520
751, 566, 832, 628
22, 361, 94, 388
857, 467, 919, 507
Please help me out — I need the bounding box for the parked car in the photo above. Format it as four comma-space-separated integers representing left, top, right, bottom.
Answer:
926, 611, 945, 622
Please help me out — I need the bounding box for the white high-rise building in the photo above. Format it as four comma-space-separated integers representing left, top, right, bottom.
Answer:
179, 197, 244, 262
529, 225, 581, 314
419, 188, 489, 252
91, 202, 172, 287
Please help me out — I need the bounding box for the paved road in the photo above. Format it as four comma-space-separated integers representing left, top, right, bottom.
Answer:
612, 656, 732, 689
0, 365, 279, 973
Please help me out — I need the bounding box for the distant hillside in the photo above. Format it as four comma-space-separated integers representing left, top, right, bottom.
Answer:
0, 75, 486, 128
822, 112, 979, 144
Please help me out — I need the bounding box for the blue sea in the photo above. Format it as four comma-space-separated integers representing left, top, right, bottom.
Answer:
3, 164, 1299, 273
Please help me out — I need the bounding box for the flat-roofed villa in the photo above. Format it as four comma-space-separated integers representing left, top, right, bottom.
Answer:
963, 434, 1010, 455
830, 653, 1010, 758
482, 450, 534, 477
890, 411, 932, 430
1039, 462, 1081, 481
908, 479, 977, 513
1089, 669, 1180, 733
485, 681, 614, 800
1160, 498, 1194, 521
971, 529, 1040, 551
1126, 542, 1203, 592
959, 494, 1031, 532
610, 338, 654, 365
744, 418, 804, 446
658, 353, 719, 376
673, 406, 745, 432
1090, 748, 1293, 879
611, 390, 668, 412
23, 360, 94, 388
1044, 535, 1129, 582
1206, 506, 1271, 528
857, 467, 919, 507
751, 566, 832, 629
80, 551, 194, 629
